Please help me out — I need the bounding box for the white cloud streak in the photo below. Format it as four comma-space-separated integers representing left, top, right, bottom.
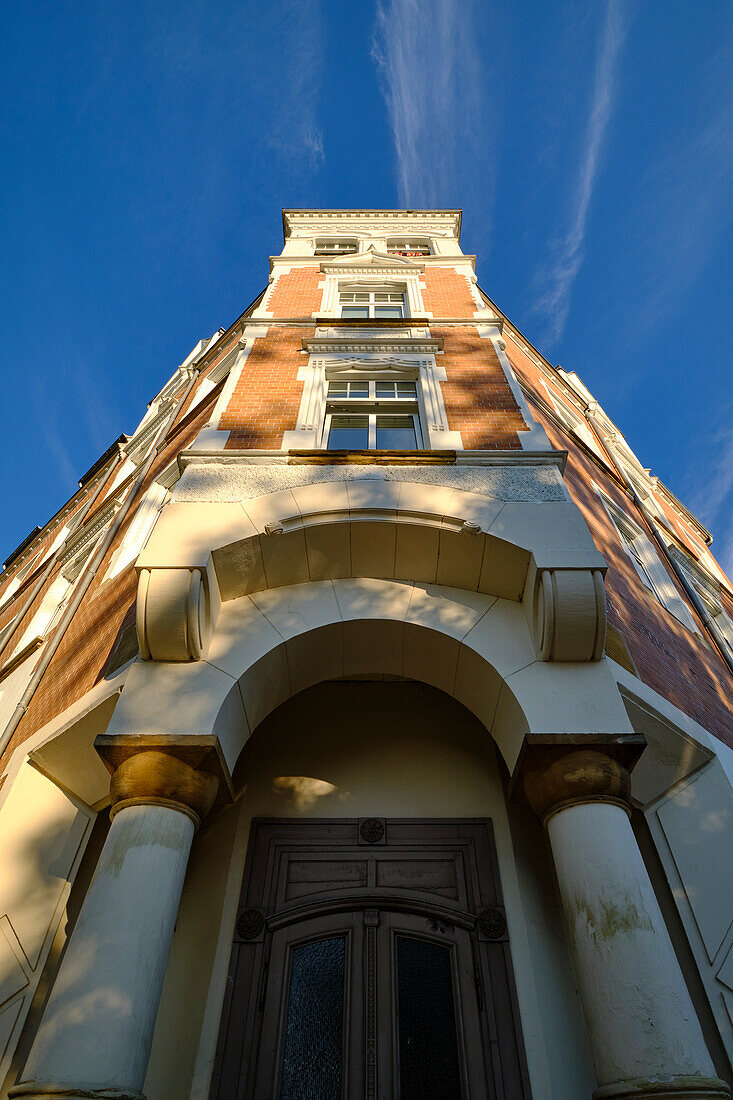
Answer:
686, 416, 733, 579
534, 0, 627, 343
266, 0, 325, 171
372, 0, 485, 208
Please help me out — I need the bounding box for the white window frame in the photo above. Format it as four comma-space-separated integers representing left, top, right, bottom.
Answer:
314, 238, 358, 256
104, 477, 171, 581
598, 490, 698, 631
338, 286, 407, 319
321, 377, 423, 450
386, 238, 432, 256
674, 554, 733, 658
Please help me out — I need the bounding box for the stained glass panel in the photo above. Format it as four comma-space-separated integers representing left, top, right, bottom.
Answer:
396, 935, 462, 1099
279, 935, 346, 1100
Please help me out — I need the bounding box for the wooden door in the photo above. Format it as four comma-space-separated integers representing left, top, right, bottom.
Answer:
210, 819, 532, 1099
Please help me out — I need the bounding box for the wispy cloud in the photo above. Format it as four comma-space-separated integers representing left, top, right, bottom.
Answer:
372, 0, 485, 209
625, 102, 733, 342
265, 0, 325, 171
686, 414, 733, 579
533, 0, 627, 344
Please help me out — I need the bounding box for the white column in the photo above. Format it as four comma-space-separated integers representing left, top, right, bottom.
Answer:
524, 749, 729, 1100
11, 750, 218, 1100
549, 802, 726, 1099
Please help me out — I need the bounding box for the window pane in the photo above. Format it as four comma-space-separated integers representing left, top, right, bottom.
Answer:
328, 416, 369, 449
374, 306, 403, 319
341, 306, 369, 319
348, 381, 369, 397
396, 936, 462, 1100
396, 382, 417, 397
279, 936, 346, 1100
375, 381, 396, 397
328, 382, 347, 397
376, 416, 417, 449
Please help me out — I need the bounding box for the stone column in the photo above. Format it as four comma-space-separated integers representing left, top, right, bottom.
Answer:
11, 750, 218, 1100
523, 748, 729, 1100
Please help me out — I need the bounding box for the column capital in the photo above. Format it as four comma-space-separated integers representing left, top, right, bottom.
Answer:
108, 749, 219, 829
512, 736, 645, 825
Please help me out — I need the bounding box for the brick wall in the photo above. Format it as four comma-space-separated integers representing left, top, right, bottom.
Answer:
220, 328, 307, 449
438, 327, 524, 449
3, 398, 216, 761
508, 345, 733, 749
266, 267, 322, 316
422, 266, 477, 315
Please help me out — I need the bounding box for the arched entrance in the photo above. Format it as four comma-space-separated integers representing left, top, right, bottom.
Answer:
208, 680, 534, 1100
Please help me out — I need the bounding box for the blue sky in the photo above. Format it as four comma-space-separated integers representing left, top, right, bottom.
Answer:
1, 0, 731, 571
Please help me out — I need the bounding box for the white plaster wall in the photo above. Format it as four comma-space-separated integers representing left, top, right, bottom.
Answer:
0, 764, 92, 1092
144, 680, 596, 1100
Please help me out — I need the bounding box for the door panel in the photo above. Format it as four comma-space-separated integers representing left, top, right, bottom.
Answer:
255, 912, 364, 1100
211, 820, 532, 1100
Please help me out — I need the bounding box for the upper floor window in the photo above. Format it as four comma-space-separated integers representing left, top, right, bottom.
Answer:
314, 239, 358, 256
323, 377, 421, 450
600, 493, 698, 631
387, 238, 431, 256
339, 289, 405, 319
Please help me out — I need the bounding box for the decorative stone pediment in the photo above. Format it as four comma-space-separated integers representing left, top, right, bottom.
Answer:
323, 355, 426, 379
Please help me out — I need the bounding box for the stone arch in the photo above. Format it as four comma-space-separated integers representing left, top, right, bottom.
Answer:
135, 478, 608, 666
105, 577, 634, 791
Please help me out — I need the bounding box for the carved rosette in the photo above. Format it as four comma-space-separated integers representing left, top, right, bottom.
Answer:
532, 567, 606, 662
137, 566, 211, 661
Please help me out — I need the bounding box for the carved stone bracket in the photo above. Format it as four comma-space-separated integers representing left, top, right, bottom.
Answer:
532, 567, 606, 661
136, 566, 211, 661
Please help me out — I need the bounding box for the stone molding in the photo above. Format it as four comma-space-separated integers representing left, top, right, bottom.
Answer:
516, 743, 645, 824
9, 1084, 145, 1099
107, 749, 219, 830
136, 566, 210, 661
592, 1077, 731, 1100
532, 567, 606, 662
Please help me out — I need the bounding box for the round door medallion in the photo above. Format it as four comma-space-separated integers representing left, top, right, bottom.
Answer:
478, 907, 507, 939
359, 818, 385, 844
237, 908, 265, 940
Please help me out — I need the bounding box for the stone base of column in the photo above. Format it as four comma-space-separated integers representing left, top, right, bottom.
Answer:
594, 1074, 731, 1098
9, 1083, 145, 1100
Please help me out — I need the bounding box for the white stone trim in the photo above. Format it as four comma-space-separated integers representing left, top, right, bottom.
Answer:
596, 488, 699, 633
479, 328, 552, 451
104, 482, 169, 582
283, 349, 459, 451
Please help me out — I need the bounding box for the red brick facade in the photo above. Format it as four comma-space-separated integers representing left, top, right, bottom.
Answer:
506, 337, 733, 748
1, 225, 730, 772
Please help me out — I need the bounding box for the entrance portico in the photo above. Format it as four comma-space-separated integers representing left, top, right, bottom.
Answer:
9, 475, 730, 1100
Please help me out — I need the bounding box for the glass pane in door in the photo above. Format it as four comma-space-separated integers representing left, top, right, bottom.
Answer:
280, 936, 346, 1100
396, 935, 462, 1100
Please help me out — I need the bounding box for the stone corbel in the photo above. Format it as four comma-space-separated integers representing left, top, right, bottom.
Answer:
136, 566, 211, 661
532, 567, 606, 661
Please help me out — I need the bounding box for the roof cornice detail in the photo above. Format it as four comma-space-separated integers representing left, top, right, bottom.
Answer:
282, 209, 462, 239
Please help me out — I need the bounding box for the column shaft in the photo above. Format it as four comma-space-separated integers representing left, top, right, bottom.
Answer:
14, 802, 194, 1099
548, 801, 725, 1098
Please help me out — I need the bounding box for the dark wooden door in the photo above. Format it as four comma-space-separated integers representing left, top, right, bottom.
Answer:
210, 819, 532, 1100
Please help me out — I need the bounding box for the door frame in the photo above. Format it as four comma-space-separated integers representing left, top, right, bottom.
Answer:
209, 818, 533, 1100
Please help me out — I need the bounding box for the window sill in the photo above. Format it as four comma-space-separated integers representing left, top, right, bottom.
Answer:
287, 449, 456, 465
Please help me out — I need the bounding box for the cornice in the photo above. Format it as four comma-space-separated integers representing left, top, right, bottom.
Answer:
302, 337, 443, 354
283, 209, 462, 240
269, 254, 476, 273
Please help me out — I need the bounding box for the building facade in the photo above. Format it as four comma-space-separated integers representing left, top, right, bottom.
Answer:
0, 209, 731, 1099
